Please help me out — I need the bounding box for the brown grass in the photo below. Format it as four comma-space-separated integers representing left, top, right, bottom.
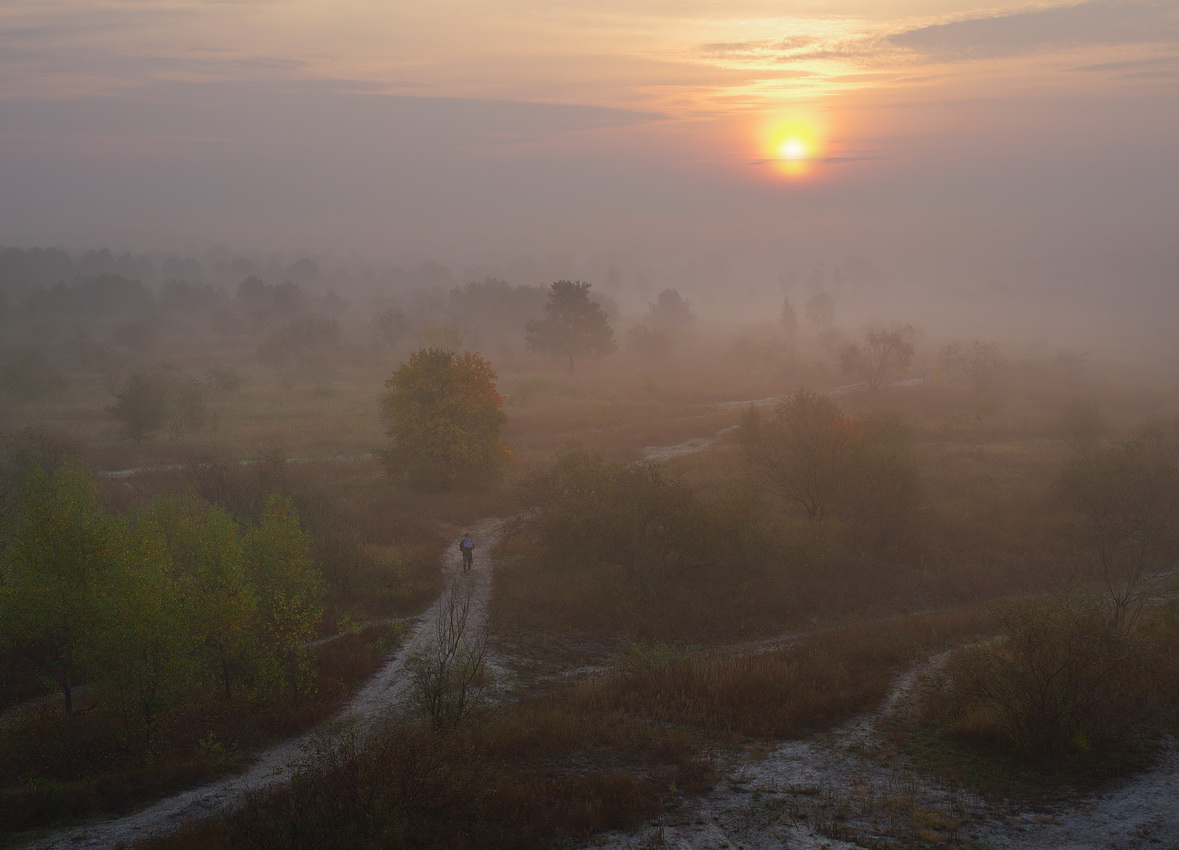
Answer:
138, 607, 989, 850
0, 623, 400, 840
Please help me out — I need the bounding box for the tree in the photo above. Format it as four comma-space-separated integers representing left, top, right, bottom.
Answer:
525, 280, 615, 371
1059, 426, 1179, 630
0, 460, 116, 712
406, 578, 488, 730
779, 296, 798, 341
90, 515, 197, 756
647, 288, 695, 335
144, 498, 258, 701
938, 340, 1004, 393
838, 324, 918, 390
513, 449, 718, 585
245, 494, 324, 702
381, 348, 511, 490
739, 390, 919, 547
371, 306, 410, 349
107, 372, 168, 442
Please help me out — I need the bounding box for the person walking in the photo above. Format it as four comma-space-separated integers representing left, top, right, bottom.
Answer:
459, 533, 474, 571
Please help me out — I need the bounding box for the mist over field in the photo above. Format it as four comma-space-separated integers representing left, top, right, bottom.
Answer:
3, 2, 1179, 848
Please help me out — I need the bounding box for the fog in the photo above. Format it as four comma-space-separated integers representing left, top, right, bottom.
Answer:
2, 1, 1176, 355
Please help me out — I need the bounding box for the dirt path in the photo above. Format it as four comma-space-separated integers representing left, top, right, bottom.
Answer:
25, 515, 504, 850
583, 651, 1179, 850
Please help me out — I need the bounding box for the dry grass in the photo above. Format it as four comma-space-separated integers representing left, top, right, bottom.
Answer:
137, 608, 989, 850
0, 623, 399, 841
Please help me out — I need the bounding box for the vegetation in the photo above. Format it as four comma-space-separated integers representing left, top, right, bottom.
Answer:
524, 280, 616, 371
381, 348, 511, 490
3, 243, 1179, 845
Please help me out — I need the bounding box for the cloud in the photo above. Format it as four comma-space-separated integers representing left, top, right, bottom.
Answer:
890, 0, 1179, 61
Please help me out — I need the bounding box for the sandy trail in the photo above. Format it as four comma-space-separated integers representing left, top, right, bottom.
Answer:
31, 377, 1178, 848
584, 651, 1179, 850
25, 515, 504, 850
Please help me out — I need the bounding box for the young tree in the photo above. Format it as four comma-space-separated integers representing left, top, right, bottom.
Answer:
381, 348, 511, 490
91, 516, 198, 757
245, 494, 324, 702
525, 280, 615, 371
144, 498, 258, 701
838, 324, 918, 390
0, 460, 116, 712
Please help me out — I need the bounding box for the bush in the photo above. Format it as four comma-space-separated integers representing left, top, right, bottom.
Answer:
925, 594, 1162, 757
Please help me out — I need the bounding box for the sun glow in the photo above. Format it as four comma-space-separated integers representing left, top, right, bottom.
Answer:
762, 116, 825, 179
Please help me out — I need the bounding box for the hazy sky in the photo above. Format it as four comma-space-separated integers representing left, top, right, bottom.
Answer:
2, 0, 1177, 293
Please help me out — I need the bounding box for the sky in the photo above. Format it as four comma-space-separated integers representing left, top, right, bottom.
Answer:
1, 0, 1177, 310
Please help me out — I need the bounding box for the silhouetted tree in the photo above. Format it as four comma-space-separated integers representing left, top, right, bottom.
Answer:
938, 339, 1004, 393
525, 280, 615, 371
839, 324, 918, 390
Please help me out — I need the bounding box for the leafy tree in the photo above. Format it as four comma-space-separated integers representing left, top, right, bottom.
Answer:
90, 516, 197, 756
514, 449, 717, 586
647, 288, 695, 335
0, 460, 116, 712
245, 494, 324, 701
740, 390, 919, 547
144, 498, 258, 701
525, 280, 615, 371
381, 348, 510, 490
838, 324, 918, 390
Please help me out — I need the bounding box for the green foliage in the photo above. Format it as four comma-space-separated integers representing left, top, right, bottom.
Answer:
381, 347, 510, 490
143, 498, 259, 701
524, 280, 616, 371
89, 516, 199, 755
0, 459, 117, 712
246, 494, 325, 701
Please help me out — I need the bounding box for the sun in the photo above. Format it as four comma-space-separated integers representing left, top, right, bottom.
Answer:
779, 137, 809, 161
761, 116, 825, 179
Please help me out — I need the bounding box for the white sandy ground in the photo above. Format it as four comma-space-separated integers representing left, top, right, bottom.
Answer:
22, 381, 1179, 848
22, 515, 504, 850
582, 654, 1179, 850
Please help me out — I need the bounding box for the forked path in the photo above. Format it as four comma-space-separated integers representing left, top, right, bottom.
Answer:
27, 516, 504, 850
